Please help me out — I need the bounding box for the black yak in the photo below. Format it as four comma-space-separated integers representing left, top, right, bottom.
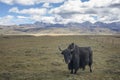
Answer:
59, 43, 93, 74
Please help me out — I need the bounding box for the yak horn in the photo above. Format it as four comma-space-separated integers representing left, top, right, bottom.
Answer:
58, 46, 63, 51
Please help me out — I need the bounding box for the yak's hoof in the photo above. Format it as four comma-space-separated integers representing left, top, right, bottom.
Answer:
70, 71, 73, 74
90, 69, 92, 72
74, 72, 77, 74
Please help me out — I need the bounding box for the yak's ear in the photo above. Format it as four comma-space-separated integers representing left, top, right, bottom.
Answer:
70, 43, 75, 52
71, 42, 74, 45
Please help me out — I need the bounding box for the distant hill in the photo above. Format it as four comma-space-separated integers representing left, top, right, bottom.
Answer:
0, 21, 120, 35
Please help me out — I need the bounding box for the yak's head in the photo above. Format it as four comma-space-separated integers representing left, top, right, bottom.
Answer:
61, 49, 72, 64
58, 43, 75, 64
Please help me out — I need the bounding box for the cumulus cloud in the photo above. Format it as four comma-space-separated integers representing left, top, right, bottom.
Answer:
109, 3, 120, 8
9, 7, 47, 15
0, 15, 34, 25
31, 15, 55, 23
9, 7, 56, 23
15, 0, 35, 5
50, 0, 120, 23
0, 0, 65, 5
50, 0, 82, 14
2, 0, 120, 25
9, 7, 19, 13
0, 15, 15, 25
38, 0, 65, 3
0, 0, 13, 5
17, 16, 28, 19
42, 3, 52, 8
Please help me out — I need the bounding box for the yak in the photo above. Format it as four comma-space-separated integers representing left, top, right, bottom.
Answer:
59, 43, 93, 74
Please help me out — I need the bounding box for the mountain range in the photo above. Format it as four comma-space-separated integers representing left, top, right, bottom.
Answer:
0, 21, 120, 35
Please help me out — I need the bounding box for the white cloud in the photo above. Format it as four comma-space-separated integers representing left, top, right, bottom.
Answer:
9, 7, 19, 13
50, 0, 120, 23
9, 7, 47, 15
50, 0, 82, 14
1, 0, 120, 25
0, 15, 34, 25
71, 14, 96, 23
15, 0, 35, 5
17, 16, 28, 19
9, 7, 55, 23
37, 0, 65, 3
84, 0, 112, 7
0, 15, 15, 25
20, 8, 47, 15
0, 0, 65, 5
42, 3, 52, 8
30, 15, 55, 23
0, 0, 13, 5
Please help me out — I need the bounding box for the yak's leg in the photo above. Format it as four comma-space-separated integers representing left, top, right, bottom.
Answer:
82, 66, 86, 71
89, 65, 92, 72
89, 63, 92, 72
74, 68, 78, 74
70, 69, 73, 74
89, 50, 93, 72
68, 62, 74, 74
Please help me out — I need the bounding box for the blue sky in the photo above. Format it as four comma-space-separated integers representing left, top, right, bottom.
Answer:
0, 0, 120, 25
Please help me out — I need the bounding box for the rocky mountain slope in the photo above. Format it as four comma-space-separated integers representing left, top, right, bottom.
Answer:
0, 21, 120, 35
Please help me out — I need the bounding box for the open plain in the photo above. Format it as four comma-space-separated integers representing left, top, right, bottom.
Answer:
0, 35, 120, 80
